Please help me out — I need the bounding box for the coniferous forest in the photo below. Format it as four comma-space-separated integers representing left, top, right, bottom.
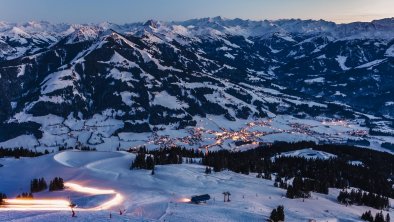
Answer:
202, 142, 394, 201
0, 147, 45, 158
130, 146, 204, 169
338, 189, 389, 210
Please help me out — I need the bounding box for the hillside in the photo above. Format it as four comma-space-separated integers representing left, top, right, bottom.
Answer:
0, 150, 392, 221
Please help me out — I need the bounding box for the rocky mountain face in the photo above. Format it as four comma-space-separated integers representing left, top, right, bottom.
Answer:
0, 17, 393, 149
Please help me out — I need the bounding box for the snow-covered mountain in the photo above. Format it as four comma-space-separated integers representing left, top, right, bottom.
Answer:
0, 18, 393, 151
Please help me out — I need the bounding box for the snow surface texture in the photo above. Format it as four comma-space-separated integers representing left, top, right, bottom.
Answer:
386, 44, 394, 57
0, 151, 391, 221
336, 56, 350, 71
151, 91, 188, 109
274, 148, 337, 160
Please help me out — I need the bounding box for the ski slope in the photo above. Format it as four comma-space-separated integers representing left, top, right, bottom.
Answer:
0, 151, 392, 221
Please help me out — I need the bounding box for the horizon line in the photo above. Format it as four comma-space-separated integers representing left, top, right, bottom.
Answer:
1, 16, 394, 26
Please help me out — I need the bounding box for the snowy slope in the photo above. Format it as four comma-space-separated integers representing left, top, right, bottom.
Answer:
274, 148, 337, 160
0, 151, 391, 221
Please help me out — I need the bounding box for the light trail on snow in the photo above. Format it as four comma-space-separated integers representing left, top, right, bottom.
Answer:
0, 182, 124, 212
0, 198, 72, 211
64, 182, 124, 211
64, 182, 117, 196
177, 198, 191, 203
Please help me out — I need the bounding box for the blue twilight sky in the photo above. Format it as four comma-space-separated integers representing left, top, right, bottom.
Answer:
0, 0, 393, 24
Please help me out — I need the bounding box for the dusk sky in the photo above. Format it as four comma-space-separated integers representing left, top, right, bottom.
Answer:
0, 0, 393, 24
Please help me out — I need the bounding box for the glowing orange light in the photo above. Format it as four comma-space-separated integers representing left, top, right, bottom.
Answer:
64, 182, 116, 195
4, 199, 70, 205
0, 182, 124, 212
178, 198, 191, 203
0, 198, 71, 211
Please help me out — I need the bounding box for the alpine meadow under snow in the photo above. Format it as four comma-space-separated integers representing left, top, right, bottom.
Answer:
0, 17, 394, 221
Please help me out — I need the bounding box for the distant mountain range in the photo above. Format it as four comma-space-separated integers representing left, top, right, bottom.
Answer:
0, 17, 393, 150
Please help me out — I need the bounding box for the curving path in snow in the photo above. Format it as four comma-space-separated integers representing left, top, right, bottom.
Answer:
53, 151, 124, 168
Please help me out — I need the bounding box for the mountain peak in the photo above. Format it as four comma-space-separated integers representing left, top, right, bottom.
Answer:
144, 19, 160, 29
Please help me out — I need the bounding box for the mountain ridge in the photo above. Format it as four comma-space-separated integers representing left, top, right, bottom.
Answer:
1, 17, 394, 38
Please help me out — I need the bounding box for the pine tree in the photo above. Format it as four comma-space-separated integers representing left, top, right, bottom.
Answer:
39, 178, 48, 191
31, 178, 48, 193
30, 178, 38, 193
386, 213, 390, 222
269, 205, 285, 222
131, 152, 146, 169
270, 208, 278, 222
375, 211, 385, 222
361, 210, 374, 222
276, 205, 285, 221
286, 185, 295, 199
49, 177, 64, 191
146, 155, 155, 170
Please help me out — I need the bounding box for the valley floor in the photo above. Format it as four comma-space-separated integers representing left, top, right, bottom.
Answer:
0, 151, 392, 221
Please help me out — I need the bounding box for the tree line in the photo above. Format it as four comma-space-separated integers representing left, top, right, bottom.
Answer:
130, 146, 204, 170
0, 147, 45, 158
30, 177, 64, 193
30, 178, 47, 193
338, 189, 390, 210
16, 192, 33, 199
361, 210, 390, 222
